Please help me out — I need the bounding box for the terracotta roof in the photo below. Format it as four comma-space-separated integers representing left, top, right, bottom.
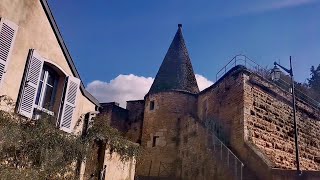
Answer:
148, 24, 199, 95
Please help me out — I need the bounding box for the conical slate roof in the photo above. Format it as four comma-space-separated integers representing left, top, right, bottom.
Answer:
148, 24, 199, 95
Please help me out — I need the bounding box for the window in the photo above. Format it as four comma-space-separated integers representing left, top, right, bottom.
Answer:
150, 101, 155, 110
0, 18, 18, 88
18, 50, 81, 133
35, 65, 58, 113
152, 136, 159, 147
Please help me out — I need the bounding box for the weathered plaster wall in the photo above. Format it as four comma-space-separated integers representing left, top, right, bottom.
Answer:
103, 148, 136, 180
81, 142, 136, 180
0, 0, 71, 99
244, 73, 320, 170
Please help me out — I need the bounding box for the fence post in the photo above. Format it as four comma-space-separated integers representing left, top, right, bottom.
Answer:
235, 158, 237, 177
220, 143, 222, 160
227, 151, 230, 167
148, 160, 152, 177
240, 164, 243, 180
212, 136, 215, 151
158, 161, 161, 176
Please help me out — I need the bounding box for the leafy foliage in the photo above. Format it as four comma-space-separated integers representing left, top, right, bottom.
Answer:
308, 64, 320, 101
0, 96, 140, 179
0, 111, 85, 179
84, 115, 141, 162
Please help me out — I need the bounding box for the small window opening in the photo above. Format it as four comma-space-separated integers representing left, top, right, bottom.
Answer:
35, 65, 59, 111
152, 136, 159, 147
150, 101, 155, 110
33, 65, 60, 119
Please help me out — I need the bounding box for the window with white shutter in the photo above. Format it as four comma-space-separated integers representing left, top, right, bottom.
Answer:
59, 76, 80, 133
18, 50, 44, 118
0, 18, 18, 88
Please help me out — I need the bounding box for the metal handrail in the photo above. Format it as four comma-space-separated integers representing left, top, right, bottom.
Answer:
216, 54, 264, 81
210, 131, 244, 180
216, 55, 320, 110
276, 78, 320, 109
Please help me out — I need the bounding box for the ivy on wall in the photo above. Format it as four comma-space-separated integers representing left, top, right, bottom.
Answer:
0, 96, 140, 179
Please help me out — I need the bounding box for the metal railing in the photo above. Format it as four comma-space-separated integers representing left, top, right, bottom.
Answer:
216, 55, 320, 110
216, 54, 264, 81
275, 77, 320, 109
210, 132, 244, 180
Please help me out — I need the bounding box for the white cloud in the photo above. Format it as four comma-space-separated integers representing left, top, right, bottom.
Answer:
223, 0, 318, 18
269, 0, 316, 9
195, 74, 213, 91
251, 0, 317, 14
86, 74, 154, 107
86, 74, 213, 108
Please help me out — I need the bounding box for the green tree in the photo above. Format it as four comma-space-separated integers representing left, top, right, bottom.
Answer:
308, 64, 320, 101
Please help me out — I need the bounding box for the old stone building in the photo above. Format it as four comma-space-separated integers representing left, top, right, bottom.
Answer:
0, 1, 136, 179
100, 24, 320, 180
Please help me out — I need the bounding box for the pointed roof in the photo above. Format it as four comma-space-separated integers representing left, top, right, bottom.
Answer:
148, 24, 199, 95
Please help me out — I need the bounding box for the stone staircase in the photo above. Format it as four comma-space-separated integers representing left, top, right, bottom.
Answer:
209, 133, 259, 180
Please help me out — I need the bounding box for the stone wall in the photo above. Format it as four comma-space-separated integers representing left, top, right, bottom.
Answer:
136, 66, 320, 179
99, 102, 128, 133
198, 67, 245, 155
126, 100, 145, 143
244, 72, 320, 171
196, 67, 260, 179
177, 114, 234, 180
136, 91, 197, 177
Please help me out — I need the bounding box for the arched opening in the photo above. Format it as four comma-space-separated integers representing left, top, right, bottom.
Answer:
33, 61, 66, 120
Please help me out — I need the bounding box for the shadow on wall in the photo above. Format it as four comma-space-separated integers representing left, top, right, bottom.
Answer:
204, 118, 230, 146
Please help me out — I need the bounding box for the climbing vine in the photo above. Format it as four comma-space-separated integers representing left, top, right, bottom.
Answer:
0, 96, 140, 179
84, 115, 141, 161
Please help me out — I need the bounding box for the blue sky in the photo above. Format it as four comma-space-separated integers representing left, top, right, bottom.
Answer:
47, 0, 320, 105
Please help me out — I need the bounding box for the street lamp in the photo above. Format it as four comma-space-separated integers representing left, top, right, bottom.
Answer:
271, 56, 301, 175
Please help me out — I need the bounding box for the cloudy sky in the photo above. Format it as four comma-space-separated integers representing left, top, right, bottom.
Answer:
48, 0, 320, 106
86, 74, 213, 107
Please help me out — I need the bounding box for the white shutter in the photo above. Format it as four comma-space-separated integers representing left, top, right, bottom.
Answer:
18, 50, 44, 118
60, 76, 80, 133
0, 18, 18, 87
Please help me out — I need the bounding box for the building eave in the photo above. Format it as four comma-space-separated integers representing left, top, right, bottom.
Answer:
39, 0, 100, 106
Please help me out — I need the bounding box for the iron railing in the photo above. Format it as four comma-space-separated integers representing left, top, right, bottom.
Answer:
216, 54, 320, 110
210, 132, 244, 180
216, 54, 264, 81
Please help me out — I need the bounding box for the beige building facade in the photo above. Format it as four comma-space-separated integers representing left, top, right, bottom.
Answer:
0, 1, 138, 180
0, 0, 99, 133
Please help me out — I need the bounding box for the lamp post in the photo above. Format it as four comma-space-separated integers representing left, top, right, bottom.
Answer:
271, 56, 301, 175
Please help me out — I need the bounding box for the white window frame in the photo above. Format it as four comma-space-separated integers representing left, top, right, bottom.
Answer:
34, 67, 58, 117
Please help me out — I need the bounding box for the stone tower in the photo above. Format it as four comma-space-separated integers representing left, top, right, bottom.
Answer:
137, 24, 199, 178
